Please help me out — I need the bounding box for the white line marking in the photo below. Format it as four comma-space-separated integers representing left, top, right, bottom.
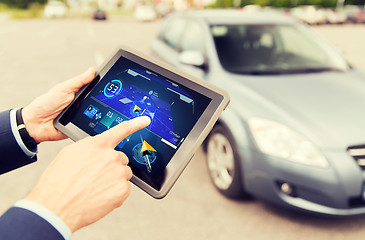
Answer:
161, 138, 177, 149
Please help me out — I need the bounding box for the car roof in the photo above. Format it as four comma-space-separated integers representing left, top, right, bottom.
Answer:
173, 9, 297, 25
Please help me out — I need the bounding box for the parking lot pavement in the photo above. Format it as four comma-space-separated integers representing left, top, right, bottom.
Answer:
1, 16, 365, 240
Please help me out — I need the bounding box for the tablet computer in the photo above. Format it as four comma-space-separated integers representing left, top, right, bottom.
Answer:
54, 47, 230, 199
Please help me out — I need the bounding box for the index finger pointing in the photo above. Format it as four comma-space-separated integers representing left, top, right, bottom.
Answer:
98, 116, 151, 147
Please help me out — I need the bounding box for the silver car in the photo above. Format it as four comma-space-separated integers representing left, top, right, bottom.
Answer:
151, 10, 365, 216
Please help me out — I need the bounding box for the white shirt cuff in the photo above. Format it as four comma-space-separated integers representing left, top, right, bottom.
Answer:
14, 199, 72, 240
10, 109, 37, 158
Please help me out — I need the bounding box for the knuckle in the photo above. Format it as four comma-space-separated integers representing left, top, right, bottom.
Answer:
114, 181, 131, 207
122, 181, 131, 197
114, 198, 124, 208
110, 151, 121, 162
104, 151, 121, 165
109, 151, 128, 165
121, 166, 133, 180
120, 152, 129, 165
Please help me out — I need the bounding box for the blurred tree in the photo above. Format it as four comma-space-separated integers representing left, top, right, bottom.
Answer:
322, 0, 337, 7
0, 0, 47, 8
255, 0, 270, 6
345, 0, 365, 5
240, 0, 256, 6
208, 0, 234, 8
297, 0, 320, 5
271, 0, 291, 8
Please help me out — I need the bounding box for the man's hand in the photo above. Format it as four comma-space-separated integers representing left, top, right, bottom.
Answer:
22, 68, 96, 143
25, 116, 151, 232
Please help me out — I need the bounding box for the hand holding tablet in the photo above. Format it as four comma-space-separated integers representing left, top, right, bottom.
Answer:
26, 116, 150, 232
54, 47, 230, 198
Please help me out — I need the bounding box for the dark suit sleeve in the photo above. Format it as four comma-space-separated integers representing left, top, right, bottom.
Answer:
0, 110, 37, 175
0, 111, 65, 239
0, 207, 64, 240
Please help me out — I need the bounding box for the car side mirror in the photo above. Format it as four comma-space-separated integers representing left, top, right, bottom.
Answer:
178, 50, 207, 69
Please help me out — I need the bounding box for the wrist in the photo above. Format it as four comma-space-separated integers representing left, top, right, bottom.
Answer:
25, 190, 79, 233
22, 106, 40, 143
14, 199, 73, 240
16, 108, 39, 150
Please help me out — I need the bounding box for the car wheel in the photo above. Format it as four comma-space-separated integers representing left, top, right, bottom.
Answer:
205, 125, 249, 199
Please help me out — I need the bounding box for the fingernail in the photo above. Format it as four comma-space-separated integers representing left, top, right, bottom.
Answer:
139, 116, 151, 125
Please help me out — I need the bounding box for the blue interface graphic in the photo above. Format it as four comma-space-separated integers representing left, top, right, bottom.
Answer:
95, 84, 175, 145
83, 105, 99, 119
103, 79, 122, 98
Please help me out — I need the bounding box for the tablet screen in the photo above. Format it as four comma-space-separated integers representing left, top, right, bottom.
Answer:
65, 56, 212, 190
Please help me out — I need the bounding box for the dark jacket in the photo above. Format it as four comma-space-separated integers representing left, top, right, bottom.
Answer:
0, 110, 64, 240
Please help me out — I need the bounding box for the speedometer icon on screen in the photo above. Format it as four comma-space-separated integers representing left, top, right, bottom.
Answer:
104, 79, 122, 98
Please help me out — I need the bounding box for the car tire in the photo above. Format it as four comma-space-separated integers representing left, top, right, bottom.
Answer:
205, 125, 250, 199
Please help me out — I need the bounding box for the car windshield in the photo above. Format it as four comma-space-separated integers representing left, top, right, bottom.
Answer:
211, 24, 350, 74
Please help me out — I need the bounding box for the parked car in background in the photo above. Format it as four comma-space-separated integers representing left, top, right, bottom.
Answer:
343, 5, 365, 23
324, 9, 347, 24
291, 5, 327, 25
43, 1, 67, 18
134, 5, 157, 21
151, 10, 365, 216
92, 9, 107, 20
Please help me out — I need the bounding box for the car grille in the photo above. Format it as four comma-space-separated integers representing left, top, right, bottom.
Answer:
348, 145, 365, 169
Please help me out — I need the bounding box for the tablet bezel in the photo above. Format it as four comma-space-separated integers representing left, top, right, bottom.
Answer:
54, 46, 230, 199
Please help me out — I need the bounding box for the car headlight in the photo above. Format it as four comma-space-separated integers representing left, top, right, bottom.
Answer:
248, 117, 328, 168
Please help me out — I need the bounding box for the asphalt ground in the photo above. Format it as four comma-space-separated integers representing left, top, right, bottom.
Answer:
0, 15, 365, 240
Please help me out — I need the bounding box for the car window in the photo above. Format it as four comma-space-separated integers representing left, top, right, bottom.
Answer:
211, 24, 349, 74
277, 26, 327, 65
179, 21, 205, 54
160, 17, 187, 50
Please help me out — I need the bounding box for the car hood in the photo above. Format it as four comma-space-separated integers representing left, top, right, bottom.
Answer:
224, 70, 365, 150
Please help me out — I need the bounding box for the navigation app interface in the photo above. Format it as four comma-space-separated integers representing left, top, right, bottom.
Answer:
68, 56, 211, 190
